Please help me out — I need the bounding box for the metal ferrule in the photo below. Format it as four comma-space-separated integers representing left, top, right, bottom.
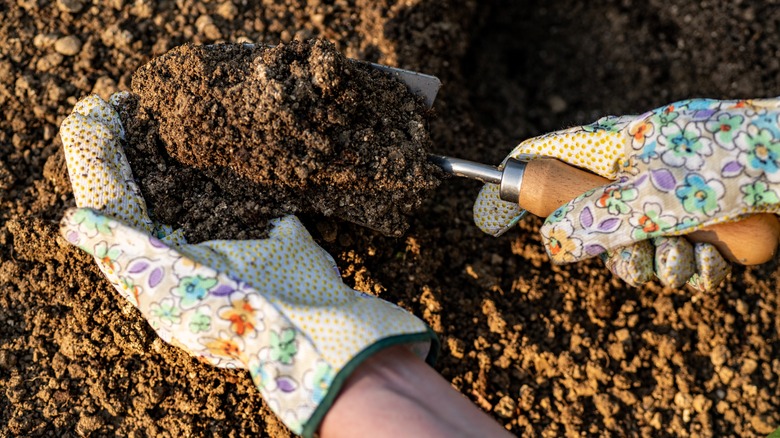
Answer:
498, 158, 526, 203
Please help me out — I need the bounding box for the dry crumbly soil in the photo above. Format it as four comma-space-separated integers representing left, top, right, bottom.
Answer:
1, 1, 779, 437
125, 40, 440, 240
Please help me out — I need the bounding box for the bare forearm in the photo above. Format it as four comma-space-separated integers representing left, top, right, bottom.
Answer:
319, 345, 513, 438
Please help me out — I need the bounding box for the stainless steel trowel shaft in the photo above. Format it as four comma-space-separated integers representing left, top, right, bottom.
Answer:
428, 155, 526, 203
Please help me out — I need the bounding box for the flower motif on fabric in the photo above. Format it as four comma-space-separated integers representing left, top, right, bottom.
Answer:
249, 361, 272, 390
574, 206, 622, 256
173, 275, 218, 308
629, 119, 655, 150
202, 331, 246, 362
659, 123, 713, 171
148, 297, 182, 328
540, 219, 583, 263
628, 202, 677, 240
675, 216, 700, 233
208, 275, 254, 298
70, 208, 113, 237
189, 308, 212, 334
270, 372, 299, 393
546, 203, 573, 224
652, 105, 679, 126
125, 257, 167, 289
741, 181, 780, 206
218, 296, 261, 337
735, 126, 780, 182
675, 174, 725, 217
249, 359, 300, 395
118, 276, 142, 306
582, 116, 620, 133
752, 111, 780, 138
304, 361, 335, 405
269, 329, 298, 365
94, 241, 122, 274
726, 100, 749, 110
172, 256, 205, 279
680, 99, 720, 120
730, 100, 767, 117
636, 140, 659, 163
595, 185, 638, 215
704, 113, 744, 147
619, 156, 641, 176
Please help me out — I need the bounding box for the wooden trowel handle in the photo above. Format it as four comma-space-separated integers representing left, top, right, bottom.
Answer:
518, 158, 780, 265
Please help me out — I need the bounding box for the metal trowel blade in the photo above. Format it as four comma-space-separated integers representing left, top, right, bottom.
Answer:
369, 63, 441, 109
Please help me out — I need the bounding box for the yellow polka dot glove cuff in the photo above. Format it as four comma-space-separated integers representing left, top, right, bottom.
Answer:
475, 98, 780, 290
59, 95, 437, 437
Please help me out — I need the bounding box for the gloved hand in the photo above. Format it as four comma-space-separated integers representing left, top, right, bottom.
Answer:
474, 97, 780, 290
59, 94, 437, 437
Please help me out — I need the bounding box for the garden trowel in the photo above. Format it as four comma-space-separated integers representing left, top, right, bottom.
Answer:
392, 66, 778, 265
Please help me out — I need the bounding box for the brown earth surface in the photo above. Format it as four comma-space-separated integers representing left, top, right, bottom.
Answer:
1, 1, 779, 437
126, 40, 440, 239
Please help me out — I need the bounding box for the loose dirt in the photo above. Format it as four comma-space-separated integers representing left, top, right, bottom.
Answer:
1, 1, 779, 437
125, 40, 439, 240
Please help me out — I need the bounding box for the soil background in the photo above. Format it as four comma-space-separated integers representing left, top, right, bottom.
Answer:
1, 0, 779, 437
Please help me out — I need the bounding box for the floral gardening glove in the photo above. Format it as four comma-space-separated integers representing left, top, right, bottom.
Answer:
474, 97, 780, 290
59, 94, 437, 437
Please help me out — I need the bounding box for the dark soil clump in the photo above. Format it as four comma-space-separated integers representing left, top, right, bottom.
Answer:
125, 40, 440, 240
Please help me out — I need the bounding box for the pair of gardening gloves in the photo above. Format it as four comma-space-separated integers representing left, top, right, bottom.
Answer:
60, 94, 779, 435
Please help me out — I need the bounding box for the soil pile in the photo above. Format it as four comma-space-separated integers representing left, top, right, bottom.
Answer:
124, 40, 439, 240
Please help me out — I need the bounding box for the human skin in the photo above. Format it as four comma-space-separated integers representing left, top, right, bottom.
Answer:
320, 345, 513, 438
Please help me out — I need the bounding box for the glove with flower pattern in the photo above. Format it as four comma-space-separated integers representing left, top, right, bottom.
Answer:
59, 94, 437, 437
474, 97, 780, 290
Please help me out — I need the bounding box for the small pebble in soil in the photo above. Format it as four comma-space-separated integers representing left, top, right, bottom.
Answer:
56, 0, 83, 13
54, 35, 82, 56
710, 344, 730, 367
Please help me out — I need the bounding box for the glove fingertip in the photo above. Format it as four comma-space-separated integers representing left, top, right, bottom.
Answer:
473, 183, 525, 237
71, 94, 125, 140
62, 96, 155, 233
688, 243, 731, 292
653, 236, 695, 288
601, 241, 654, 287
108, 90, 133, 109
